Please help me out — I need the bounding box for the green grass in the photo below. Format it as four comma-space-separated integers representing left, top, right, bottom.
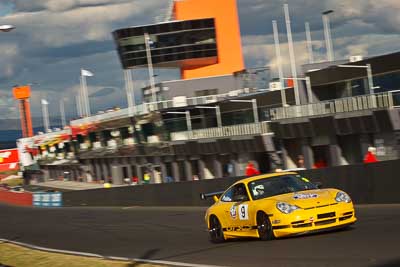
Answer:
0, 177, 23, 187
0, 242, 158, 267
0, 170, 19, 176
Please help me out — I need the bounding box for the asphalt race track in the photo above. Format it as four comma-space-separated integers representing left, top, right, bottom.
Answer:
0, 204, 399, 267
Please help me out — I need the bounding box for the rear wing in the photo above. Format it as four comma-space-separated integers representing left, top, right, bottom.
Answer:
200, 191, 225, 201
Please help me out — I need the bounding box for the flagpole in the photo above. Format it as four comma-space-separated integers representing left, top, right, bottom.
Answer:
80, 70, 91, 117
82, 74, 90, 116
79, 73, 86, 117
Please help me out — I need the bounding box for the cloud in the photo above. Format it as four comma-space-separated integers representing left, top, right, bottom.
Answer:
0, 43, 19, 80
89, 87, 117, 97
0, 0, 399, 125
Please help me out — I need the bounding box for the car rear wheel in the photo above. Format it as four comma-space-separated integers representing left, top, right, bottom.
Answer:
257, 212, 274, 241
209, 216, 224, 243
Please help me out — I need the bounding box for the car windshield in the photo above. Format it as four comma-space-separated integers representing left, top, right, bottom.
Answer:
248, 174, 317, 200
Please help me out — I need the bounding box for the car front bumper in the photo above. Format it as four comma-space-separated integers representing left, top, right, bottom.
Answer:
271, 203, 356, 238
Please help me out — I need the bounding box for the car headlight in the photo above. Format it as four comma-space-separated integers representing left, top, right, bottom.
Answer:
335, 191, 352, 203
276, 202, 300, 214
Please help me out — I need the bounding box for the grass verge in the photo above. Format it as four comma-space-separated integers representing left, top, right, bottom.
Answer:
0, 242, 158, 267
0, 178, 23, 187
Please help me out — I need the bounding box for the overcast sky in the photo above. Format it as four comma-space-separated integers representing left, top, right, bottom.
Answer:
0, 0, 399, 124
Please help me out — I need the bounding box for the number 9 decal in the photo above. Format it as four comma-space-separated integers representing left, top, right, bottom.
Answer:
239, 204, 249, 220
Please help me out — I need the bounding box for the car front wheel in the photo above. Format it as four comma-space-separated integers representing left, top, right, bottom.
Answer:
209, 215, 225, 243
257, 212, 274, 241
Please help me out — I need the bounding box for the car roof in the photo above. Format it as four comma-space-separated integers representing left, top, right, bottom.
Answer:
234, 172, 298, 185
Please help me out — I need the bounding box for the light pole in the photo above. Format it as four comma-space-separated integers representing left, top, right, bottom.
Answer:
337, 64, 376, 94
322, 10, 334, 62
124, 69, 136, 116
0, 25, 15, 32
272, 20, 286, 107
195, 106, 222, 128
282, 77, 313, 103
283, 4, 300, 106
305, 22, 314, 64
144, 32, 157, 103
166, 111, 192, 131
229, 99, 259, 123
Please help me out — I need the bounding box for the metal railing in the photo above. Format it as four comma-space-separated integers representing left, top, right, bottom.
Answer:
269, 91, 398, 120
70, 90, 251, 126
170, 121, 271, 141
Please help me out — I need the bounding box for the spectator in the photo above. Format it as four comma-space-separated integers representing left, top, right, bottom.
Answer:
22, 170, 30, 186
143, 172, 151, 184
131, 176, 139, 185
85, 171, 93, 183
297, 155, 305, 168
245, 161, 260, 177
165, 176, 174, 183
313, 158, 327, 169
364, 146, 378, 163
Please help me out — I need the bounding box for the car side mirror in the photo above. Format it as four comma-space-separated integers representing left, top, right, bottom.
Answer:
315, 182, 323, 189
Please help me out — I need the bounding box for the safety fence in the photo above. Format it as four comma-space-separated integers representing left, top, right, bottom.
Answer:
270, 91, 398, 120
70, 91, 245, 126
170, 121, 271, 141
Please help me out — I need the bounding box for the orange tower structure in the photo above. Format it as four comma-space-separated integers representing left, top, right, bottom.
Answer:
174, 0, 244, 80
12, 85, 33, 138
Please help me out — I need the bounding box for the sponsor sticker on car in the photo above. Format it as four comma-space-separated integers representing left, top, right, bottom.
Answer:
293, 193, 318, 200
230, 205, 237, 219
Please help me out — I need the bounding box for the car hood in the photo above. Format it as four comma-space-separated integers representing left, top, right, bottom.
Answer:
267, 189, 337, 209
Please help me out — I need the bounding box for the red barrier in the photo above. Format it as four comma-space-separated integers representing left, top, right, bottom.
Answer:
0, 190, 32, 206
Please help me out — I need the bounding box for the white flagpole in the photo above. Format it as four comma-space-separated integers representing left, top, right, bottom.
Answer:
79, 74, 85, 117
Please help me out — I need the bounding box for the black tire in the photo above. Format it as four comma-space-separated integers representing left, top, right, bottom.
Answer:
257, 212, 274, 241
209, 216, 225, 243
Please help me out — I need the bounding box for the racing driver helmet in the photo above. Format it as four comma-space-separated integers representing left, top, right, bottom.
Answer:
253, 184, 265, 196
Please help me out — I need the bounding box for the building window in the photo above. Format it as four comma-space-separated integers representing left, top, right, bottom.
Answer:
195, 89, 218, 97
373, 71, 400, 93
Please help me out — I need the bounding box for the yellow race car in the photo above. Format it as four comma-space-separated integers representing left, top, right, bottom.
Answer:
202, 172, 356, 243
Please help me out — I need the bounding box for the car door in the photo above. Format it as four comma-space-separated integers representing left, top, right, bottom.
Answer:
219, 183, 252, 232
217, 186, 237, 230
232, 183, 252, 231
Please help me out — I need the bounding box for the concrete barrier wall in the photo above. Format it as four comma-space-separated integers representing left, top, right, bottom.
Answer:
62, 159, 400, 207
